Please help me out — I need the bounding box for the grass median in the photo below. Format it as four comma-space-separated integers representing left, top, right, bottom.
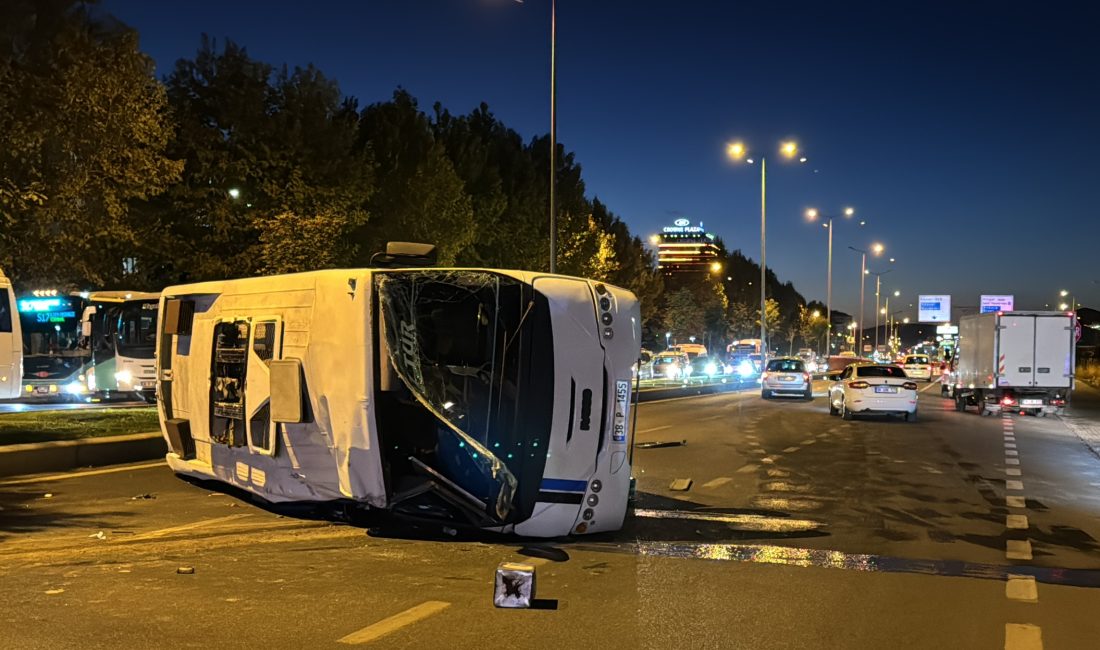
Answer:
0, 408, 160, 446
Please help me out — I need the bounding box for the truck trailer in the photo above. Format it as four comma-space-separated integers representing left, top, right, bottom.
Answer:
952, 311, 1074, 416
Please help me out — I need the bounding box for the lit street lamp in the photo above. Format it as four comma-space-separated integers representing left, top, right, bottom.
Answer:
228, 188, 241, 200
727, 139, 806, 359
806, 206, 860, 346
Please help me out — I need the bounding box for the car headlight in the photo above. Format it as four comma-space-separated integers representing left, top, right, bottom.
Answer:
704, 362, 718, 375
737, 360, 755, 376
115, 369, 133, 387
65, 381, 85, 395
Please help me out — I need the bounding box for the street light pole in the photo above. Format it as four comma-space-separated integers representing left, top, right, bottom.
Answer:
760, 157, 767, 357
859, 252, 866, 353
548, 0, 557, 274
875, 274, 881, 352
826, 217, 832, 349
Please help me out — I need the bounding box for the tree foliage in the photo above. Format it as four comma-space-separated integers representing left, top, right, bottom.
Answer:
0, 0, 182, 286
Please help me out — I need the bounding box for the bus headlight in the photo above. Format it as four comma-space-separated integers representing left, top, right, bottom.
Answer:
737, 360, 755, 377
64, 382, 84, 395
704, 362, 718, 376
115, 369, 133, 387
586, 494, 599, 507
582, 508, 594, 521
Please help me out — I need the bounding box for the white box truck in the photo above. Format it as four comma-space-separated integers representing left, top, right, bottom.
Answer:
952, 311, 1074, 416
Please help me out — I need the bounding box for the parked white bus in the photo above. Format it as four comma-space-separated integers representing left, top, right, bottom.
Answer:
82, 291, 160, 401
0, 268, 22, 399
155, 267, 640, 537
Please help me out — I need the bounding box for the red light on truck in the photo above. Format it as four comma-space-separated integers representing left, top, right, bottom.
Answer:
1001, 395, 1016, 406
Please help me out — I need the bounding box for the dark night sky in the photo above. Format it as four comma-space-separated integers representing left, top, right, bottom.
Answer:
101, 0, 1100, 318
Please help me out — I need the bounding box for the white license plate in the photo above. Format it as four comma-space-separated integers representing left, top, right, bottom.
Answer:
1021, 399, 1043, 406
781, 376, 796, 382
874, 386, 898, 394
35, 386, 49, 394
141, 381, 156, 389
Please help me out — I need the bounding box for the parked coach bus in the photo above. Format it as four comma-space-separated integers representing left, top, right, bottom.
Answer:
155, 267, 640, 537
16, 289, 91, 400
0, 268, 21, 399
82, 291, 160, 401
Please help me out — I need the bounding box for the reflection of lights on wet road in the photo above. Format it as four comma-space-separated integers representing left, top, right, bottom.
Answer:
632, 508, 822, 533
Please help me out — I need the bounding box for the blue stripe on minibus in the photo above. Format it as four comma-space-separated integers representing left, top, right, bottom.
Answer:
540, 478, 587, 493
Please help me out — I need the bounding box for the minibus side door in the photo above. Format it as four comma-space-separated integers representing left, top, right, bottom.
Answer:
245, 317, 283, 456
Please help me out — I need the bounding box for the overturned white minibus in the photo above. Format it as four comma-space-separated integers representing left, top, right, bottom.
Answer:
156, 268, 640, 537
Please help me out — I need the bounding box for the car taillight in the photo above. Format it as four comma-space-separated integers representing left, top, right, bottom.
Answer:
902, 382, 917, 390
761, 371, 770, 380
803, 372, 811, 382
849, 381, 870, 389
1002, 395, 1016, 406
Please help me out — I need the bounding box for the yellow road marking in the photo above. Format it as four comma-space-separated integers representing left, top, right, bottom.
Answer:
0, 461, 164, 486
1004, 623, 1043, 649
338, 601, 451, 645
124, 514, 252, 542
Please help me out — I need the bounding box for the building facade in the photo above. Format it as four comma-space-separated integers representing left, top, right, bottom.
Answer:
655, 219, 721, 276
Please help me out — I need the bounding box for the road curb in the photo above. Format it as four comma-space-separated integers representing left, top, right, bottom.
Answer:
0, 432, 165, 478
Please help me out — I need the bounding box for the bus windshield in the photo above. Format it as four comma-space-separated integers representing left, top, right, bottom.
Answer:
376, 270, 554, 524
18, 294, 89, 379
116, 300, 158, 358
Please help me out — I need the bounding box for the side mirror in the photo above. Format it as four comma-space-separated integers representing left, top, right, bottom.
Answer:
81, 320, 92, 337
270, 358, 305, 423
825, 370, 842, 381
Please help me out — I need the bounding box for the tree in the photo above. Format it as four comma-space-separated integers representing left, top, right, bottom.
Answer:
727, 301, 756, 339
149, 37, 372, 284
798, 304, 829, 355
757, 298, 781, 350
661, 288, 706, 343
355, 90, 473, 266
259, 210, 357, 274
0, 1, 182, 287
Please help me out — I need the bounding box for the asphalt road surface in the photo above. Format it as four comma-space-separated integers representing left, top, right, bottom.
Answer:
3, 380, 1100, 648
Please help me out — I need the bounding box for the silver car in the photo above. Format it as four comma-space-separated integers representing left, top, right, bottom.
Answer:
761, 357, 813, 400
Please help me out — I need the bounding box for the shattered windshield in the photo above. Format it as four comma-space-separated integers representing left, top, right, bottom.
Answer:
376, 270, 554, 523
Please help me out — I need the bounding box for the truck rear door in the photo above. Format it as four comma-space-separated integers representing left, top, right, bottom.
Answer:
998, 315, 1036, 387
1033, 315, 1073, 388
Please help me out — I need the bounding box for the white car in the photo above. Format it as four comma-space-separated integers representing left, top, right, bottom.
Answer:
901, 354, 932, 381
829, 363, 919, 421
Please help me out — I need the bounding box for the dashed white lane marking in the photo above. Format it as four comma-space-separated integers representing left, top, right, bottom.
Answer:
700, 414, 725, 421
1005, 468, 1022, 476
1005, 575, 1038, 602
1004, 623, 1043, 649
1006, 496, 1027, 508
736, 465, 758, 474
918, 382, 940, 393
0, 461, 163, 486
638, 424, 673, 434
338, 601, 451, 645
1006, 480, 1025, 491
800, 439, 816, 445
782, 446, 800, 453
701, 477, 733, 489
1006, 449, 1019, 456
1006, 514, 1029, 530
760, 457, 775, 464
1005, 458, 1021, 465
1005, 442, 1017, 449
1006, 540, 1033, 560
